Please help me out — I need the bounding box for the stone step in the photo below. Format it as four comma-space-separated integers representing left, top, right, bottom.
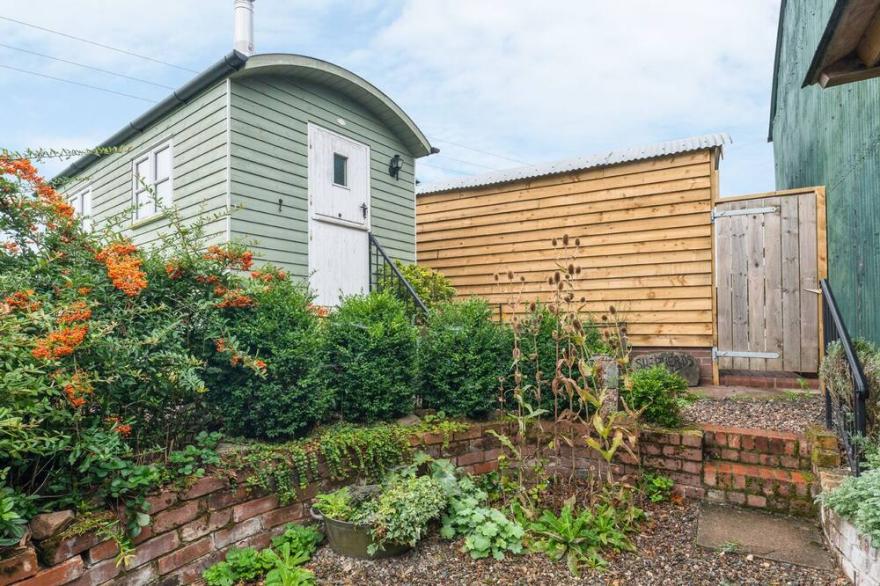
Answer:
703, 460, 814, 514
702, 424, 812, 471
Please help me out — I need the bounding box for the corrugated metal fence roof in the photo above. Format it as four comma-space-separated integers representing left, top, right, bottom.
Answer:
417, 132, 731, 195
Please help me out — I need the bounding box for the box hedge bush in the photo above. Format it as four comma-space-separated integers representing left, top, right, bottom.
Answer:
324, 291, 418, 422
419, 299, 511, 418
208, 273, 333, 440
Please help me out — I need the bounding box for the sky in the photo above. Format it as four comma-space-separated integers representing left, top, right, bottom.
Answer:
0, 0, 780, 196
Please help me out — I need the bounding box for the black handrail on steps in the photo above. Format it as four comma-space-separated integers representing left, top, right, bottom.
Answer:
368, 232, 428, 316
821, 278, 869, 475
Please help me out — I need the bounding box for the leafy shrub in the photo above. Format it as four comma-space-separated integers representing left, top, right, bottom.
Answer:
0, 157, 271, 535
821, 339, 880, 431
419, 299, 511, 418
640, 473, 674, 503
313, 487, 355, 521
208, 275, 332, 439
515, 303, 608, 415
324, 292, 418, 422
528, 504, 634, 575
353, 474, 447, 554
382, 261, 455, 314
624, 365, 691, 428
203, 525, 319, 586
819, 446, 880, 547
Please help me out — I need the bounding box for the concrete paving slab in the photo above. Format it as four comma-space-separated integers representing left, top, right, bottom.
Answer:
696, 503, 835, 570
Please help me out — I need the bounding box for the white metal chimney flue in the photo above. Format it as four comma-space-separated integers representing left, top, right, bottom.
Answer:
233, 0, 255, 56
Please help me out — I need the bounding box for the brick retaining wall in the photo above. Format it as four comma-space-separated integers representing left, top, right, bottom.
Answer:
1, 422, 839, 586
818, 470, 880, 585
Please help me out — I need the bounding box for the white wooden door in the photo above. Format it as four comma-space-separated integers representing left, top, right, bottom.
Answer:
307, 124, 370, 306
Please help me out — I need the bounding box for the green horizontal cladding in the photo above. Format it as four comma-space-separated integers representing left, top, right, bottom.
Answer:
58, 81, 231, 250
771, 0, 880, 343
229, 73, 417, 279
58, 60, 420, 290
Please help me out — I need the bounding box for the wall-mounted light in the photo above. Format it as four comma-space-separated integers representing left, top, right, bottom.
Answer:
388, 154, 403, 180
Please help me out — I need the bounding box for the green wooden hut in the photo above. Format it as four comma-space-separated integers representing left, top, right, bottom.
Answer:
57, 50, 435, 306
769, 0, 880, 342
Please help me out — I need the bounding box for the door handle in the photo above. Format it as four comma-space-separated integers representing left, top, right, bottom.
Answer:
360, 202, 368, 219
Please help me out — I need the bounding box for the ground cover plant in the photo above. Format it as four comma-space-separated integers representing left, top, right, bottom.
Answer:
437, 468, 525, 560
203, 523, 321, 586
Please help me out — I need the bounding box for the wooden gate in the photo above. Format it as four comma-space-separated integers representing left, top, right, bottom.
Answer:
713, 188, 826, 373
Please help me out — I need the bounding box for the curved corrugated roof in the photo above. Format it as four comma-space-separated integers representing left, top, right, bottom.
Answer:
236, 54, 434, 157
55, 51, 435, 180
417, 132, 730, 195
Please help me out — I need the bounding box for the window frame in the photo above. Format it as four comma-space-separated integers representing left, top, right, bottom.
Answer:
69, 185, 92, 231
131, 140, 174, 221
332, 152, 349, 188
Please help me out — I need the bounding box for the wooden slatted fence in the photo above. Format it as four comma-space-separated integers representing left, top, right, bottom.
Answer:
416, 148, 826, 378
417, 150, 717, 348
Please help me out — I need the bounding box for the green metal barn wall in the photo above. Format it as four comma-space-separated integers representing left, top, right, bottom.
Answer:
772, 0, 880, 342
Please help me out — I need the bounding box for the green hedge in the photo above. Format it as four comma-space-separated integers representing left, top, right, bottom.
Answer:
208, 274, 332, 440
324, 292, 418, 422
419, 299, 511, 418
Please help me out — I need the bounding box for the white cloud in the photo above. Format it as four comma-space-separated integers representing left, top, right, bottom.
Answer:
2, 1, 782, 194
360, 0, 781, 194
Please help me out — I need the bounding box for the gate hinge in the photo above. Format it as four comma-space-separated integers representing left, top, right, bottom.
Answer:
712, 347, 780, 360
711, 206, 778, 222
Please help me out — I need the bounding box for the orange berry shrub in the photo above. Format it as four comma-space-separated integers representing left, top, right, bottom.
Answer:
0, 156, 275, 539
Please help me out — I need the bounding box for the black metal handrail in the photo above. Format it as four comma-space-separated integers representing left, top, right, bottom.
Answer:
368, 232, 428, 316
821, 278, 869, 475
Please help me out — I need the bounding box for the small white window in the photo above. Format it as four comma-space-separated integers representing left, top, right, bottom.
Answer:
132, 141, 173, 220
69, 186, 92, 231
333, 153, 348, 187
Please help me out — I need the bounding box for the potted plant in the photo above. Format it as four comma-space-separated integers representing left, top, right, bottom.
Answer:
311, 474, 446, 559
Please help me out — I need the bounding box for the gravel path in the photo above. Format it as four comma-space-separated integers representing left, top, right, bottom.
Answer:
306, 500, 845, 585
683, 394, 823, 434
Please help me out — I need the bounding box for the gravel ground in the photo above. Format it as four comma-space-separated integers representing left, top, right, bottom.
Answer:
305, 500, 845, 585
682, 394, 823, 433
